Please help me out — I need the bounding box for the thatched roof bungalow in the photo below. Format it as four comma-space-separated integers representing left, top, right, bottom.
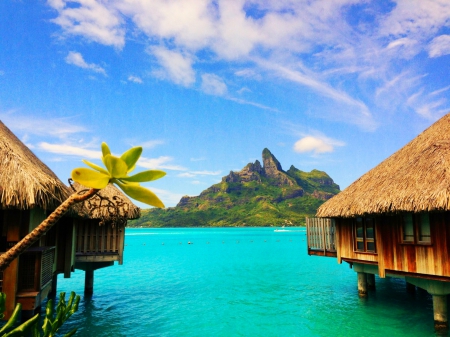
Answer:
306, 113, 450, 330
71, 181, 140, 294
317, 113, 450, 217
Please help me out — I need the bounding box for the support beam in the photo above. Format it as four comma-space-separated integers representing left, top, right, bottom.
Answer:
85, 269, 94, 295
406, 282, 416, 293
49, 274, 58, 298
433, 295, 448, 331
357, 272, 368, 297
367, 274, 376, 290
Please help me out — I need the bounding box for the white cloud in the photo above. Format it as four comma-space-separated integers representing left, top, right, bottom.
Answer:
139, 156, 186, 171
47, 0, 450, 127
49, 0, 125, 48
430, 85, 450, 96
201, 73, 227, 96
65, 51, 106, 75
293, 136, 345, 155
128, 75, 143, 83
147, 187, 185, 207
150, 46, 195, 86
178, 170, 221, 178
428, 35, 450, 58
38, 142, 101, 159
416, 98, 447, 119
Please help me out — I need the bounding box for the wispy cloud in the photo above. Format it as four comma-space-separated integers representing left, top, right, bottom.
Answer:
38, 142, 101, 159
65, 51, 106, 75
178, 170, 221, 178
0, 112, 88, 139
150, 46, 195, 87
201, 73, 227, 96
148, 187, 184, 207
50, 0, 125, 48
128, 75, 143, 83
139, 156, 186, 171
47, 0, 450, 125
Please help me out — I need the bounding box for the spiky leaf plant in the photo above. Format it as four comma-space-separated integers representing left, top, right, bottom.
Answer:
71, 142, 165, 208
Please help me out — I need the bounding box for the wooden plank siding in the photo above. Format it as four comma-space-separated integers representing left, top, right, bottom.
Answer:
335, 218, 379, 265
75, 220, 125, 264
332, 212, 450, 280
377, 213, 450, 278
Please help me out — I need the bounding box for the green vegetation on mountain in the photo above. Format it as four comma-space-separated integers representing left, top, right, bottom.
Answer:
129, 148, 340, 227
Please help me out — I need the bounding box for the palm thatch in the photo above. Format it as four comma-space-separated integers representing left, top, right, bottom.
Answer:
71, 182, 140, 221
0, 121, 71, 210
317, 113, 450, 218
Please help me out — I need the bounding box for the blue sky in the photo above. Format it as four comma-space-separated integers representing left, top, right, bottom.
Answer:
1, 0, 450, 208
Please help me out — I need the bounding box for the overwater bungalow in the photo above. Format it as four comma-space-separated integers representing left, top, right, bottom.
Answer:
306, 113, 450, 330
0, 121, 139, 319
72, 182, 139, 295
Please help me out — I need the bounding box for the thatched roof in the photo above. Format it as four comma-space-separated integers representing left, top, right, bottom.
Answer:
317, 113, 450, 218
0, 121, 71, 210
71, 182, 140, 221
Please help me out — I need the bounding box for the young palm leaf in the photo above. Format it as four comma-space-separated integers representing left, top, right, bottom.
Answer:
71, 142, 166, 208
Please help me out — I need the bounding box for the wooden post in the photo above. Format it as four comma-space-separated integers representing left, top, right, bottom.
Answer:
85, 269, 94, 295
357, 272, 368, 297
367, 273, 376, 290
49, 273, 58, 297
432, 294, 448, 331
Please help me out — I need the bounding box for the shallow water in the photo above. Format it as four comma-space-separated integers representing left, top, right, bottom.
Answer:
54, 228, 442, 336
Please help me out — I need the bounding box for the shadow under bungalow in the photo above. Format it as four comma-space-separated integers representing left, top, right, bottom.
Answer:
307, 113, 450, 331
0, 121, 139, 320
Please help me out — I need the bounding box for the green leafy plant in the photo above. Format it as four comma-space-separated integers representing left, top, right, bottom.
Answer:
72, 142, 166, 207
0, 292, 80, 337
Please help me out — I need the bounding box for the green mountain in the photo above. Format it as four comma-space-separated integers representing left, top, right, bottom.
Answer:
129, 148, 340, 227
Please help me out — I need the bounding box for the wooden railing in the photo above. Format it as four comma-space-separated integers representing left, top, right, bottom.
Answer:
75, 221, 125, 264
306, 217, 337, 257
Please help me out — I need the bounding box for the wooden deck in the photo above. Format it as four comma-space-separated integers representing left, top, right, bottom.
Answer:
306, 217, 337, 257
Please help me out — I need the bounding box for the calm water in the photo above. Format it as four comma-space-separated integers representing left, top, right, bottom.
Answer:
53, 228, 442, 336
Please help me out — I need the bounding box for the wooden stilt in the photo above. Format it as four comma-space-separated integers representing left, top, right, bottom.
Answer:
357, 272, 367, 297
367, 273, 376, 290
433, 295, 448, 331
49, 274, 58, 297
85, 269, 94, 295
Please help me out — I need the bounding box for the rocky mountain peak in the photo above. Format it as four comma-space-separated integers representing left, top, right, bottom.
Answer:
261, 148, 295, 186
262, 148, 283, 173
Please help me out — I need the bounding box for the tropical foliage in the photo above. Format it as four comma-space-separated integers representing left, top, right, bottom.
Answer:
0, 292, 80, 337
71, 142, 166, 208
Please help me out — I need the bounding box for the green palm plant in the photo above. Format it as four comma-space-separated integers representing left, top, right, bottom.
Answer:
72, 142, 165, 207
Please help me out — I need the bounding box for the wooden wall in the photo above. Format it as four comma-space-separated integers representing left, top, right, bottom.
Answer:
336, 213, 450, 279
336, 218, 379, 265
377, 213, 450, 278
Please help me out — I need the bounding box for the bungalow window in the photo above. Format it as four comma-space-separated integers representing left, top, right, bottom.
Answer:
402, 213, 431, 244
354, 217, 376, 253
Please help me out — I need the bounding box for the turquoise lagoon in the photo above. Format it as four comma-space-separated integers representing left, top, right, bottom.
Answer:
55, 227, 439, 336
